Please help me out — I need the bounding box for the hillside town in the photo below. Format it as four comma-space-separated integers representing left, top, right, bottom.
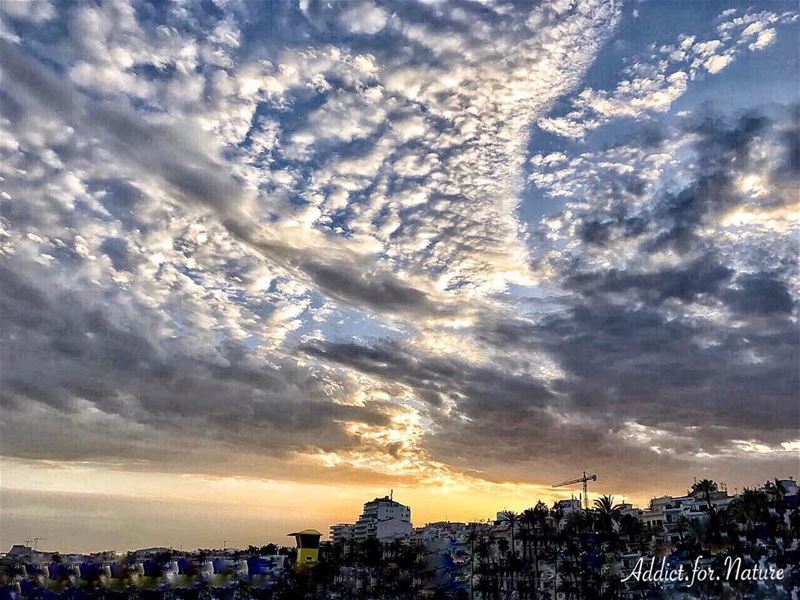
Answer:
1, 477, 798, 599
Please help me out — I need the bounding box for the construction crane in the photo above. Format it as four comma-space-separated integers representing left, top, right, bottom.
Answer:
553, 471, 597, 510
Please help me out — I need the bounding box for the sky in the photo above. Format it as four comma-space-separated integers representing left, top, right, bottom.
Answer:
0, 0, 798, 552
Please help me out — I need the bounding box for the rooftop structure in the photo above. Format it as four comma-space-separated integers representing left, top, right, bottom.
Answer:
288, 530, 322, 567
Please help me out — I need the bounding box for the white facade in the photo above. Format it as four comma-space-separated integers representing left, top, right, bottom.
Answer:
554, 498, 582, 515
330, 523, 356, 543
412, 521, 468, 545
353, 496, 412, 541
639, 490, 734, 541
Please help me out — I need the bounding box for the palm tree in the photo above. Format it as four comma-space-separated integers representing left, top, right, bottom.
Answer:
521, 508, 538, 597
730, 488, 768, 532
476, 534, 499, 600
499, 510, 521, 593
691, 479, 718, 511
674, 514, 691, 543
549, 504, 564, 600
696, 506, 731, 554
466, 525, 478, 600
592, 495, 621, 534
516, 524, 532, 597
765, 478, 788, 513
529, 501, 549, 597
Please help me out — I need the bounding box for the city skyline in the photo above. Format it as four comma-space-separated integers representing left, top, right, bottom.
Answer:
0, 476, 794, 553
5, 477, 797, 598
5, 474, 795, 554
1, 1, 798, 552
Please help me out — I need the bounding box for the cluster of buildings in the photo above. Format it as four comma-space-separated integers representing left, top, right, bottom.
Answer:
1, 545, 293, 600
327, 481, 769, 549
623, 487, 737, 538
322, 479, 799, 595
2, 478, 798, 598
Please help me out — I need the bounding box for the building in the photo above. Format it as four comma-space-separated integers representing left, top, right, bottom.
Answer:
554, 498, 582, 515
412, 522, 470, 593
132, 547, 172, 560
773, 478, 798, 495
330, 523, 356, 543
617, 502, 639, 519
288, 530, 322, 566
352, 496, 413, 542
411, 521, 468, 545
637, 488, 734, 542
494, 510, 514, 525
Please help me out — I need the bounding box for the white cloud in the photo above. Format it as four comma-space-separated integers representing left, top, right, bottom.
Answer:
339, 1, 388, 34
749, 28, 776, 51
704, 53, 733, 74
0, 0, 628, 485
539, 7, 795, 139
0, 0, 54, 23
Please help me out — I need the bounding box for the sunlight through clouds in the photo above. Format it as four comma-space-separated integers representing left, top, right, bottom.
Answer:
0, 0, 797, 549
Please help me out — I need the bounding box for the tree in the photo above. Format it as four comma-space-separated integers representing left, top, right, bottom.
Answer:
466, 525, 479, 600
592, 495, 621, 535
730, 488, 768, 531
499, 510, 521, 594
521, 501, 549, 598
674, 514, 690, 543
690, 479, 718, 511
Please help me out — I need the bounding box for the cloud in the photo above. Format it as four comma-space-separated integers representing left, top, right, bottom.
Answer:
538, 8, 797, 139
0, 255, 399, 466
0, 0, 623, 486
303, 109, 799, 490
0, 39, 449, 319
0, 0, 797, 521
338, 1, 388, 35
0, 0, 54, 24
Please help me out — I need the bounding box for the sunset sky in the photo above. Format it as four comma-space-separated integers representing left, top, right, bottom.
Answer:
0, 0, 798, 552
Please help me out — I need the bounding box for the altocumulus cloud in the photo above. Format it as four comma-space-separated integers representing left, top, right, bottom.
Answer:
0, 0, 797, 503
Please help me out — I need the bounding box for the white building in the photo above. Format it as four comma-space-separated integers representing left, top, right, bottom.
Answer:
352, 496, 413, 541
330, 523, 356, 543
554, 498, 582, 515
639, 488, 734, 542
411, 521, 468, 545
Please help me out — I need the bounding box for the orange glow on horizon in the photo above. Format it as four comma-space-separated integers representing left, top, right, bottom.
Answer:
1, 456, 665, 553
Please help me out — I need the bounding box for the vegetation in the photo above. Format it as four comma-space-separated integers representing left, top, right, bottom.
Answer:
2, 479, 797, 599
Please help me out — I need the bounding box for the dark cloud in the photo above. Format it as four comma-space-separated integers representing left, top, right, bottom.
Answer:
297, 110, 799, 489
565, 255, 734, 304
531, 113, 800, 431
302, 259, 433, 313
775, 107, 800, 181
295, 289, 798, 493
646, 112, 781, 254
303, 338, 555, 413
100, 237, 133, 271
577, 215, 647, 246
724, 272, 795, 316
230, 230, 443, 317
0, 256, 390, 464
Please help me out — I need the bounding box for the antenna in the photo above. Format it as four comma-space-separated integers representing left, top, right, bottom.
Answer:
24, 537, 46, 551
